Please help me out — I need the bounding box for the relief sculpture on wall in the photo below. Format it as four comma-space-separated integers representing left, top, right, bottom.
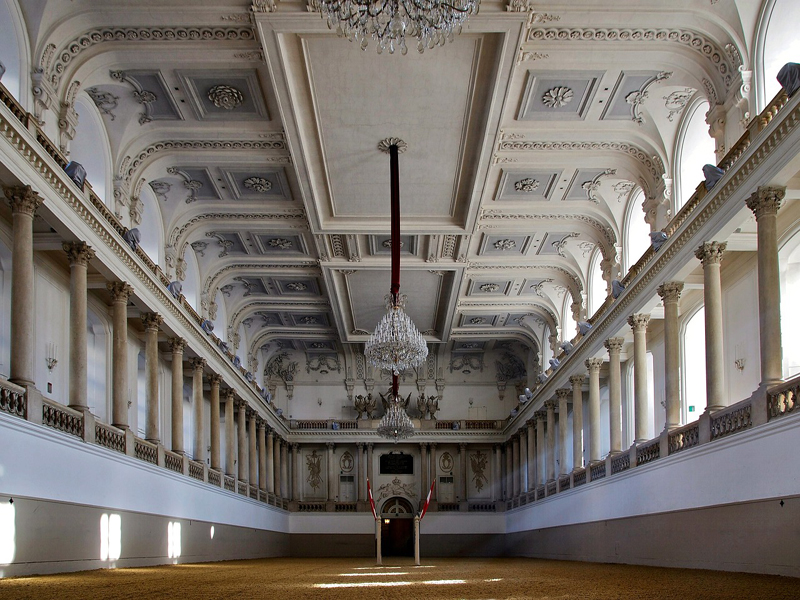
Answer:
376, 477, 417, 501
306, 450, 322, 491
470, 450, 488, 492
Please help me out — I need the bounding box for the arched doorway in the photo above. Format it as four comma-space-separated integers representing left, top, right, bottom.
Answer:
380, 497, 414, 557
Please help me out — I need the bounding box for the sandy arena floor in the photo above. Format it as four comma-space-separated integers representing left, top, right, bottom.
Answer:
0, 557, 798, 600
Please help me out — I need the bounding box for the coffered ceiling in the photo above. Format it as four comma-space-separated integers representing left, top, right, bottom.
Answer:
27, 0, 750, 377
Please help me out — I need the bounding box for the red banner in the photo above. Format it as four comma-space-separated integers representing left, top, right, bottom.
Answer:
419, 479, 435, 521
367, 478, 378, 521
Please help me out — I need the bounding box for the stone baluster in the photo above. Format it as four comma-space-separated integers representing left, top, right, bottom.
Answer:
658, 282, 684, 429
535, 411, 546, 486
586, 358, 604, 461
429, 443, 437, 502
107, 282, 134, 429
627, 314, 651, 442
459, 442, 468, 503
266, 429, 275, 493
555, 388, 570, 477
545, 400, 556, 482
526, 420, 535, 491
169, 337, 187, 453
281, 440, 289, 498
64, 242, 95, 412
209, 374, 222, 471
237, 401, 247, 481
569, 375, 585, 470
696, 242, 727, 411
141, 313, 163, 442
3, 186, 43, 388
604, 338, 624, 452
258, 419, 267, 491
224, 389, 235, 476
326, 441, 335, 501
356, 442, 365, 502
519, 428, 527, 493
248, 410, 258, 486
189, 357, 206, 462
746, 187, 786, 389
512, 434, 520, 497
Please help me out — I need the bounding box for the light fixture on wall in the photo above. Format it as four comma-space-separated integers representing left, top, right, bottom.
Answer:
366, 138, 427, 442
316, 0, 480, 54
45, 343, 58, 371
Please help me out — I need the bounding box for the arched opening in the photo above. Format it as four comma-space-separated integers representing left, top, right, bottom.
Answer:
0, 234, 12, 379
137, 185, 163, 267
756, 0, 800, 111
561, 294, 577, 342
71, 96, 113, 205
779, 230, 800, 378
380, 496, 414, 557
623, 189, 650, 273
682, 306, 706, 422
181, 249, 201, 312
0, 0, 30, 106
587, 248, 606, 317
675, 98, 716, 210
87, 307, 109, 422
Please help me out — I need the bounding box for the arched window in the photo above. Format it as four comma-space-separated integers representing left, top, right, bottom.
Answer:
587, 248, 606, 317
71, 96, 113, 204
212, 288, 227, 342
561, 293, 576, 342
623, 350, 656, 443
623, 189, 650, 272
682, 306, 706, 422
87, 307, 109, 422
780, 230, 800, 378
0, 0, 30, 105
756, 0, 800, 111
137, 185, 163, 267
675, 98, 716, 209
181, 249, 201, 311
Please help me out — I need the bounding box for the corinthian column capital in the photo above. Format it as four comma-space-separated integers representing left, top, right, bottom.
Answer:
555, 388, 570, 400
63, 241, 95, 266
604, 337, 624, 354
106, 281, 134, 302
746, 186, 785, 220
695, 241, 727, 266
168, 337, 187, 354
141, 312, 163, 332
3, 185, 43, 216
188, 357, 206, 372
569, 374, 585, 386
627, 313, 650, 331
585, 357, 604, 372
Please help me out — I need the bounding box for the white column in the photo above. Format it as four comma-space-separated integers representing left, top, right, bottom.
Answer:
248, 411, 258, 486
518, 429, 527, 493
504, 443, 512, 499
209, 374, 222, 471
512, 435, 520, 497
696, 242, 727, 411
746, 187, 786, 388
535, 411, 546, 486
569, 375, 585, 470
526, 420, 535, 490
357, 442, 365, 501
459, 442, 468, 502
107, 281, 133, 429
492, 444, 501, 501
327, 442, 336, 501
237, 401, 248, 481
545, 400, 556, 481
169, 337, 187, 453
141, 313, 163, 442
258, 419, 267, 491
429, 443, 437, 502
658, 282, 684, 429
291, 443, 299, 500
189, 357, 206, 461
556, 388, 570, 477
3, 186, 42, 388
266, 429, 275, 493
604, 338, 624, 452
627, 314, 650, 442
224, 390, 235, 476
586, 358, 603, 461
420, 443, 428, 504
64, 242, 95, 412
273, 435, 281, 495
280, 440, 289, 498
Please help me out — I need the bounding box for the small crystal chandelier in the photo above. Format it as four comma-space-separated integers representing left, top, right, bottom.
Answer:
366, 138, 428, 441
316, 0, 480, 55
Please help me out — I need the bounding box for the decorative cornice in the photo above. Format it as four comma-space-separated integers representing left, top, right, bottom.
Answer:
48, 26, 256, 90
526, 27, 733, 89
169, 209, 307, 250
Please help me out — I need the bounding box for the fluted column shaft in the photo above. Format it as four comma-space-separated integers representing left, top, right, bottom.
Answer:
586, 358, 603, 461
696, 242, 727, 411
209, 375, 222, 471
108, 282, 133, 429
258, 421, 267, 491
142, 313, 163, 442
628, 314, 650, 442
526, 421, 535, 491
224, 391, 235, 475
429, 443, 437, 501
535, 412, 546, 485
605, 338, 624, 452
189, 358, 206, 461
570, 375, 585, 470
658, 283, 684, 429
280, 440, 289, 498
326, 442, 335, 501
266, 431, 275, 493
545, 400, 556, 481
248, 412, 258, 485
357, 443, 365, 501
556, 389, 569, 476
237, 402, 247, 481
747, 187, 786, 387
459, 443, 468, 502
512, 435, 520, 497
64, 242, 95, 411
170, 338, 187, 453
4, 186, 42, 387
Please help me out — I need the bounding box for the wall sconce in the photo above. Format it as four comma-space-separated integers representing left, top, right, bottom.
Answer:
734, 344, 746, 372
317, 398, 322, 406
735, 357, 746, 371
46, 343, 58, 371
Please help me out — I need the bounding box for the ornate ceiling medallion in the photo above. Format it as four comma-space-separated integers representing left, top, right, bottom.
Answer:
208, 84, 244, 110
243, 176, 272, 192
268, 238, 293, 249
382, 238, 404, 248
542, 86, 574, 108
479, 283, 500, 292
494, 239, 517, 250
514, 178, 539, 192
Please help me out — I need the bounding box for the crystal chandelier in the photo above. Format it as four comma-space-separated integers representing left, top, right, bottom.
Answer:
317, 0, 480, 55
365, 138, 428, 440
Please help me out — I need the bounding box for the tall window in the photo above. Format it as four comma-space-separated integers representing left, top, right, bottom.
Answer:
757, 0, 800, 110
676, 99, 716, 209
682, 307, 706, 422
623, 189, 650, 272
587, 248, 606, 317
780, 231, 800, 378
71, 97, 112, 203
561, 294, 576, 342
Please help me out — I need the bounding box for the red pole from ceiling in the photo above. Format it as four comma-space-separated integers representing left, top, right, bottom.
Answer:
390, 143, 400, 399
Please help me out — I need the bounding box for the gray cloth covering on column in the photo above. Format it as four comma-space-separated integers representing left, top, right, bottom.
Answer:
777, 63, 800, 97
703, 164, 725, 190
122, 227, 140, 251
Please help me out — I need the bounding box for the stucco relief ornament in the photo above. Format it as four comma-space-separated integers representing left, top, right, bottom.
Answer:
243, 176, 272, 193
208, 84, 244, 110
470, 317, 487, 325
339, 451, 354, 473
494, 239, 516, 251
542, 86, 574, 108
382, 238, 404, 248
268, 238, 293, 249
479, 283, 500, 292
306, 450, 323, 490
377, 477, 417, 501
439, 452, 454, 472
470, 451, 488, 492
514, 178, 540, 192
285, 282, 308, 291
